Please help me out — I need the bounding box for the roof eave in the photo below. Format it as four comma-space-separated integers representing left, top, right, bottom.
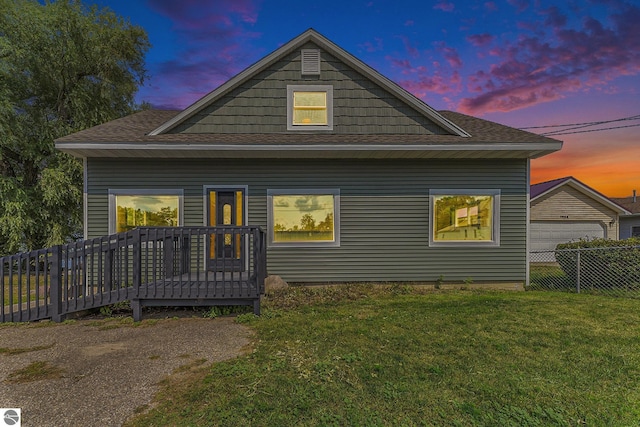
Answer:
530, 177, 631, 214
56, 141, 562, 160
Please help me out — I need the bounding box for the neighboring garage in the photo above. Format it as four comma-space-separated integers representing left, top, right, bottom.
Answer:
530, 177, 630, 257
530, 221, 605, 252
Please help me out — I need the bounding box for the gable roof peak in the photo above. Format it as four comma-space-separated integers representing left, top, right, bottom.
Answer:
530, 176, 630, 214
148, 28, 470, 137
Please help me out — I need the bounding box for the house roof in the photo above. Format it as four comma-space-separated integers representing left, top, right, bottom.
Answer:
611, 195, 640, 214
530, 176, 631, 215
55, 108, 563, 159
55, 29, 563, 160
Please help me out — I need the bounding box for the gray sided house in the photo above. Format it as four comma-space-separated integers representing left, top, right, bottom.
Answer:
612, 191, 640, 239
55, 29, 562, 286
530, 176, 630, 254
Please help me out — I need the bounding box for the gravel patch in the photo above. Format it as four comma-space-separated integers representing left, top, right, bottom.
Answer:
0, 314, 253, 426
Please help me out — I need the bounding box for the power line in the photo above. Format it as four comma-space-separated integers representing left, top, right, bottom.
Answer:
520, 114, 640, 130
519, 114, 640, 136
539, 123, 640, 136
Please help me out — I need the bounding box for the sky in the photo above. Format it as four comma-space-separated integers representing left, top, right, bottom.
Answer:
93, 0, 640, 197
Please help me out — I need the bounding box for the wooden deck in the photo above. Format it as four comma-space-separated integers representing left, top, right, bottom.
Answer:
132, 271, 261, 321
1, 227, 267, 322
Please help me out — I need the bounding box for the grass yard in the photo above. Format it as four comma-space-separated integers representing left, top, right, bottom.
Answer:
2, 274, 49, 304
127, 286, 640, 426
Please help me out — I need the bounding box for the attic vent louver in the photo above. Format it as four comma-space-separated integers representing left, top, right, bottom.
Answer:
301, 49, 321, 75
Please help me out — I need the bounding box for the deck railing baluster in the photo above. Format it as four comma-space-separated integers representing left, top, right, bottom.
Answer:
1, 226, 266, 323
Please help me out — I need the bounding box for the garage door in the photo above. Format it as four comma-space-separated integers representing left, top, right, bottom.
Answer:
530, 221, 605, 253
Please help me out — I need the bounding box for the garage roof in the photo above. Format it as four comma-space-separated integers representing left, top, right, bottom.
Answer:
531, 176, 631, 215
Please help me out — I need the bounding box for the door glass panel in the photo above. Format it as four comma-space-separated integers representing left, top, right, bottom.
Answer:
223, 203, 232, 244
235, 191, 243, 258
223, 204, 232, 225
209, 191, 217, 258
207, 188, 245, 266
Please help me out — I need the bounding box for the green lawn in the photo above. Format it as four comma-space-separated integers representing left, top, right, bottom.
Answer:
2, 274, 48, 304
127, 286, 640, 426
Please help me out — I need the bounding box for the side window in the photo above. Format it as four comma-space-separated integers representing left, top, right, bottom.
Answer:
108, 189, 183, 234
267, 189, 340, 247
430, 190, 500, 246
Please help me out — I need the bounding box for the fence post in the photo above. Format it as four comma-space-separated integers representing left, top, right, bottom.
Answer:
133, 229, 142, 296
50, 245, 64, 322
576, 250, 581, 294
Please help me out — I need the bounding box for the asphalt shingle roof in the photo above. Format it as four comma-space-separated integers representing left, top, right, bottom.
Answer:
55, 109, 561, 146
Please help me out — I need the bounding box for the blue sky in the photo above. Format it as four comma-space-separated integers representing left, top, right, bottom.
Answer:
94, 0, 640, 196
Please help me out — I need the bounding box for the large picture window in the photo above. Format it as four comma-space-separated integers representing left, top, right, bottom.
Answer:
267, 189, 340, 247
430, 190, 500, 246
108, 189, 183, 234
287, 85, 333, 130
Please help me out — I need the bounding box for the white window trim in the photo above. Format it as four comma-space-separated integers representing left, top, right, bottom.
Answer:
287, 85, 333, 131
429, 189, 501, 247
267, 188, 340, 248
108, 189, 184, 235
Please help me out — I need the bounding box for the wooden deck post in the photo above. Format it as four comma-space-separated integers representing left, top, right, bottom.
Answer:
132, 229, 142, 296
49, 245, 64, 322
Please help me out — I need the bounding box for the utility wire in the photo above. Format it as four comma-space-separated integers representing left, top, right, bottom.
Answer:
538, 123, 640, 136
521, 114, 640, 130
519, 114, 640, 136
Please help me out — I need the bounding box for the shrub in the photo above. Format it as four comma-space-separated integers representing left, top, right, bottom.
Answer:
555, 238, 640, 291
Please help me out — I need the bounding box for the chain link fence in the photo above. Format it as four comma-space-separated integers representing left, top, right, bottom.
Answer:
529, 245, 640, 297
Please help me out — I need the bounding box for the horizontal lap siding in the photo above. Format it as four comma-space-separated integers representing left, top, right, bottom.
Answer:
87, 158, 527, 283
531, 186, 619, 239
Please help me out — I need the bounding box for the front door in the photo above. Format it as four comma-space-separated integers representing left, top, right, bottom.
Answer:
207, 189, 245, 271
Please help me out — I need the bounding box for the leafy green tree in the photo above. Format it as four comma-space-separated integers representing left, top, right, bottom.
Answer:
0, 0, 150, 254
300, 213, 316, 231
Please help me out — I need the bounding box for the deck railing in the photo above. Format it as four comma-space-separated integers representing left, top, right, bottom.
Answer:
1, 226, 267, 323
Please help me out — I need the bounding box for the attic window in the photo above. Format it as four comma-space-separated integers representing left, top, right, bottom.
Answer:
301, 49, 321, 75
287, 85, 333, 131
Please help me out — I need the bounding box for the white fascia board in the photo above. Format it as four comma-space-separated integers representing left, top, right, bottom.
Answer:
56, 141, 562, 158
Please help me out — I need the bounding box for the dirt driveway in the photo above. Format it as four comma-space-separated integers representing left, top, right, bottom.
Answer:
0, 314, 253, 427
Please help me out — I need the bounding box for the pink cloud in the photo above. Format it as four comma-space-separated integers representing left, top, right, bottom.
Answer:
433, 1, 454, 12
467, 33, 494, 47
507, 0, 529, 13
435, 43, 463, 68
388, 54, 462, 101
484, 2, 497, 12
459, 2, 640, 114
399, 71, 462, 99
360, 37, 384, 53
141, 0, 263, 108
398, 35, 420, 58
